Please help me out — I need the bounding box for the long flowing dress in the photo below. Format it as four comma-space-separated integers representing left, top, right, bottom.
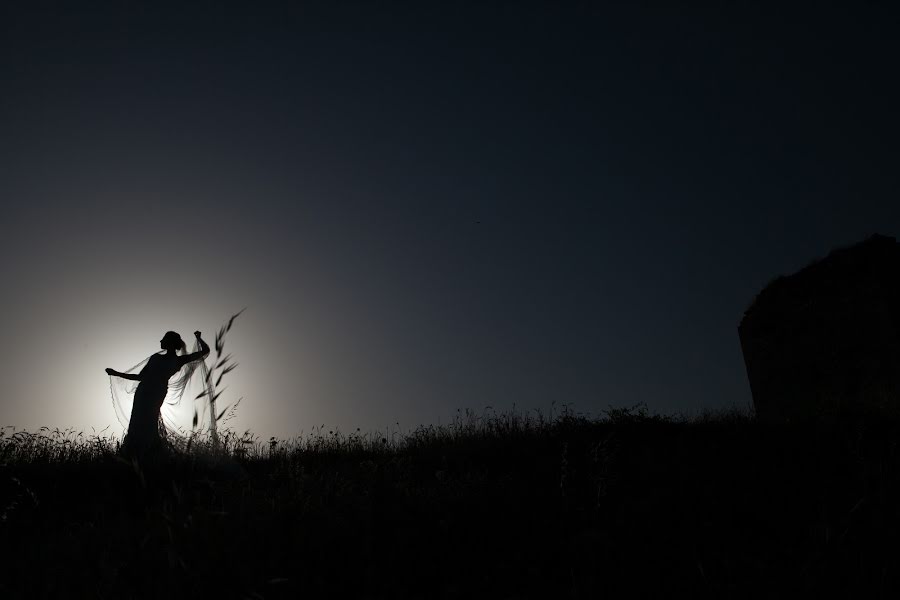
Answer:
122, 353, 186, 458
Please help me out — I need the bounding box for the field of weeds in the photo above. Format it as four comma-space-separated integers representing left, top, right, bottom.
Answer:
3, 407, 900, 599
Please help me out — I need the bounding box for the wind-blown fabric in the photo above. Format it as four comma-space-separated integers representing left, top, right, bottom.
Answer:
109, 339, 211, 444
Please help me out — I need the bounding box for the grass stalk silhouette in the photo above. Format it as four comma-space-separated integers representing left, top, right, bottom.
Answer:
191, 309, 244, 449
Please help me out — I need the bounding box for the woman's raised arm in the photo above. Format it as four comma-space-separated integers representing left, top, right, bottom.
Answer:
178, 331, 211, 366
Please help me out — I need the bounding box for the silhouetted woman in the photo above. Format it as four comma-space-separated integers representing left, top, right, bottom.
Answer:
106, 330, 210, 458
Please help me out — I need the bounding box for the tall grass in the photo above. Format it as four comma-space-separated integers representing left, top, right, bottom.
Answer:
4, 406, 900, 599
0, 426, 117, 464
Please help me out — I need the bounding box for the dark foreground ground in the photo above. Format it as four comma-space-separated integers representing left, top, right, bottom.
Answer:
3, 408, 900, 599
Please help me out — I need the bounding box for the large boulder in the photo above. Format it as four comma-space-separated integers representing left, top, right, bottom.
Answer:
738, 234, 900, 423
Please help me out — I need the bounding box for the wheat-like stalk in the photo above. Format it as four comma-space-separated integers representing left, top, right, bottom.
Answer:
195, 308, 245, 446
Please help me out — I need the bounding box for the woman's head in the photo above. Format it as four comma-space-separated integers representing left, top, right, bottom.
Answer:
160, 331, 186, 353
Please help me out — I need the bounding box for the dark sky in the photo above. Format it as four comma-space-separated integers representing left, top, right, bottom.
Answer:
2, 1, 898, 438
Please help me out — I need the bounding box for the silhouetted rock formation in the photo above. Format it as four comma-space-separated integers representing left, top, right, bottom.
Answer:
739, 234, 900, 423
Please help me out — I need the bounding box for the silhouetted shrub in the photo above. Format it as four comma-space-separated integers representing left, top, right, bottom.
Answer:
739, 234, 900, 424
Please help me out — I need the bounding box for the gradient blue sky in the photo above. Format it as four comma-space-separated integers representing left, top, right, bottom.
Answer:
1, 1, 898, 439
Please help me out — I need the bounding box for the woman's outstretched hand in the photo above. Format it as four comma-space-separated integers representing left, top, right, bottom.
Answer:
105, 368, 117, 376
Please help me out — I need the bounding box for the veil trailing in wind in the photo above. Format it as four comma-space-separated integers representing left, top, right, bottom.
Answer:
109, 338, 214, 443
109, 310, 245, 450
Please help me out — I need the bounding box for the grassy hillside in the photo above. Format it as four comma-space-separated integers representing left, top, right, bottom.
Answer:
3, 407, 900, 599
